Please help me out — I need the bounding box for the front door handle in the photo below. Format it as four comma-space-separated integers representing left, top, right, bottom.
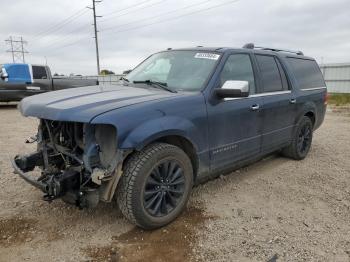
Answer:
251, 104, 260, 111
290, 98, 297, 104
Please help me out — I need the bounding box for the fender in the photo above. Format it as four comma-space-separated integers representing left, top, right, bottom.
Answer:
295, 100, 317, 126
118, 116, 201, 151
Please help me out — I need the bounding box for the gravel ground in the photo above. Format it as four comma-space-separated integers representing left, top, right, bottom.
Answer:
0, 104, 349, 262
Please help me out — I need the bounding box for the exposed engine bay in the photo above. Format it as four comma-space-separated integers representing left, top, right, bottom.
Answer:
12, 119, 126, 208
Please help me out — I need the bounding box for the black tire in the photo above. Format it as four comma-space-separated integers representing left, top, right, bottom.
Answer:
282, 116, 313, 160
116, 143, 193, 229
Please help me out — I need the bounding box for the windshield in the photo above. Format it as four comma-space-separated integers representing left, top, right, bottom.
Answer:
126, 51, 220, 91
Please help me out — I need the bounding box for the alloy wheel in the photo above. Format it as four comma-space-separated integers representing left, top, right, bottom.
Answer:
143, 160, 185, 217
297, 124, 311, 154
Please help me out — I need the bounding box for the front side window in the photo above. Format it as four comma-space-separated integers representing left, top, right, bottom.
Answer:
219, 54, 256, 94
32, 66, 47, 79
256, 55, 284, 93
127, 51, 220, 91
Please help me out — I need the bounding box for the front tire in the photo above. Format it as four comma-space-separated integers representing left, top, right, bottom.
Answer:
282, 116, 313, 160
116, 143, 193, 229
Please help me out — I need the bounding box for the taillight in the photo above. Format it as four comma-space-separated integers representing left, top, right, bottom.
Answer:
324, 92, 329, 105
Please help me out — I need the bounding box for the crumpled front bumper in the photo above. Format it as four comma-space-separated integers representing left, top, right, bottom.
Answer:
11, 157, 47, 192
11, 154, 87, 204
11, 149, 128, 205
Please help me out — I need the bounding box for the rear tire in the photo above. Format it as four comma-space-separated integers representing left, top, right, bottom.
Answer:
116, 143, 193, 229
282, 116, 313, 160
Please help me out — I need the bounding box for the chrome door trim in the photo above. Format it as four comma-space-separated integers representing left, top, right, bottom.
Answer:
250, 90, 291, 97
221, 90, 292, 101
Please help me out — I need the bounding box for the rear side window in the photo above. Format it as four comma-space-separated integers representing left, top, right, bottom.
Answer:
287, 58, 325, 89
32, 66, 47, 79
256, 55, 286, 93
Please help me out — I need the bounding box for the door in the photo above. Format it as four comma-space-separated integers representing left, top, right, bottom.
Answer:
31, 65, 52, 92
254, 54, 297, 152
207, 53, 263, 172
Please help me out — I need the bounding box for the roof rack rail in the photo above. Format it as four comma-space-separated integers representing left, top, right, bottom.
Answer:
242, 43, 304, 56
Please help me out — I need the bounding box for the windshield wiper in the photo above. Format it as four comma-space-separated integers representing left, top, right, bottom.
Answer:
120, 76, 129, 82
133, 80, 177, 93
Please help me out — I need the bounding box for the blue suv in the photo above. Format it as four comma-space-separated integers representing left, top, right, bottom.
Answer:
12, 44, 327, 229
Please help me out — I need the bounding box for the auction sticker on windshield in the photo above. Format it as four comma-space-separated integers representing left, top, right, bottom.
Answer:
194, 53, 220, 60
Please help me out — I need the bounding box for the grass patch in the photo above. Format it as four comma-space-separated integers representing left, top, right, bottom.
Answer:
328, 93, 350, 106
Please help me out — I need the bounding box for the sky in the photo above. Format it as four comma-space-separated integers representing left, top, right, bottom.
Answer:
0, 0, 349, 75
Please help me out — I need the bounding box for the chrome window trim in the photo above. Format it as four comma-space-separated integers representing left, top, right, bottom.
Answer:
301, 87, 327, 91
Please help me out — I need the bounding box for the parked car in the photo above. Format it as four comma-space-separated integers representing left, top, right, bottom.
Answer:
12, 44, 327, 229
0, 63, 98, 102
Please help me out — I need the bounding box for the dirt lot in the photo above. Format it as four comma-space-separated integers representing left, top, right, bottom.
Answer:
0, 105, 349, 262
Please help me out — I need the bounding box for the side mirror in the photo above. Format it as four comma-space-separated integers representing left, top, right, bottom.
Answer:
0, 68, 9, 81
215, 80, 249, 99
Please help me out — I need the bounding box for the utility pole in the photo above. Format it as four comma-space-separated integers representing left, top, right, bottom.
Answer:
20, 36, 25, 62
88, 0, 102, 75
5, 36, 29, 63
7, 36, 14, 62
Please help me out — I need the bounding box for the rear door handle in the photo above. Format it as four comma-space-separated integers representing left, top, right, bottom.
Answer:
251, 104, 260, 111
290, 98, 297, 104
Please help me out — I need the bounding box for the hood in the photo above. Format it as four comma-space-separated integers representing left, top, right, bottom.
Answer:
19, 84, 179, 122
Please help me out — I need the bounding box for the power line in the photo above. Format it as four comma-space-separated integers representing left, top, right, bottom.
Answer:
38, 0, 239, 55
38, 24, 90, 49
102, 0, 215, 31
33, 8, 87, 37
102, 0, 240, 35
5, 36, 29, 63
46, 36, 91, 53
34, 1, 158, 45
99, 0, 167, 23
102, 0, 155, 17
32, 8, 89, 40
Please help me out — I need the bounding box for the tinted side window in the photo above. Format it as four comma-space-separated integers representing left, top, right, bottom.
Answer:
288, 58, 325, 89
32, 66, 47, 79
220, 54, 255, 94
256, 55, 283, 92
276, 59, 289, 91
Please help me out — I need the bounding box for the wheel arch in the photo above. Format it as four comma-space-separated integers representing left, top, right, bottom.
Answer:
151, 135, 199, 180
295, 101, 317, 129
123, 133, 199, 182
304, 111, 316, 127
117, 116, 202, 179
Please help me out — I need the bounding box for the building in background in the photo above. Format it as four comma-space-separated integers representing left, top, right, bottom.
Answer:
320, 63, 350, 93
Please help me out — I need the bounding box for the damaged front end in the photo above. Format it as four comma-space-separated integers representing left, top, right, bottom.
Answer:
12, 119, 127, 208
